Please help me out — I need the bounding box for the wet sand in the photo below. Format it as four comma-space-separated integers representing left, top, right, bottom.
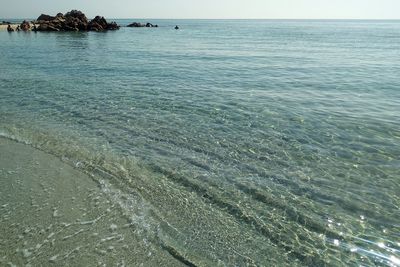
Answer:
0, 24, 37, 31
0, 137, 183, 266
0, 24, 16, 31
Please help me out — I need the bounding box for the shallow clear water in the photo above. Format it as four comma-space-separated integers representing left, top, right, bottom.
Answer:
0, 20, 400, 266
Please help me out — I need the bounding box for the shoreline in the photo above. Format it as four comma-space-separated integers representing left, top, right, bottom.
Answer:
0, 23, 37, 31
0, 137, 183, 266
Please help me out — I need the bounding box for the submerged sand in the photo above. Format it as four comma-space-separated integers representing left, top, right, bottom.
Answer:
0, 137, 183, 266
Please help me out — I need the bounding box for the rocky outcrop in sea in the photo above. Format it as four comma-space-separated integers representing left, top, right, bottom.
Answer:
35, 10, 119, 32
127, 22, 158, 28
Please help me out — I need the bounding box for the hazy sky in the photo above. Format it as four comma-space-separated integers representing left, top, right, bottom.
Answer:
1, 0, 399, 19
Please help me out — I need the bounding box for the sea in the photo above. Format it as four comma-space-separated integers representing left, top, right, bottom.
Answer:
0, 19, 399, 266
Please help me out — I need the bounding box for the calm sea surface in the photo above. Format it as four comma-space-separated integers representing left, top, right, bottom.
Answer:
0, 20, 400, 266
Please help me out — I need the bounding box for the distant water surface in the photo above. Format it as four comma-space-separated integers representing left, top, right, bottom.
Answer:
0, 20, 400, 266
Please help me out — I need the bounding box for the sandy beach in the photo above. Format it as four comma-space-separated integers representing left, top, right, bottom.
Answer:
0, 137, 184, 266
0, 23, 37, 31
0, 24, 16, 31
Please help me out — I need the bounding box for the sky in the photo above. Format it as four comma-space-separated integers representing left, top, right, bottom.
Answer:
0, 0, 399, 19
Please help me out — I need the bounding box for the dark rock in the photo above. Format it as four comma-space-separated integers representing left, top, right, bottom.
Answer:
37, 23, 59, 31
92, 16, 107, 26
88, 21, 103, 31
37, 14, 55, 22
107, 21, 119, 30
47, 25, 60, 31
127, 22, 158, 28
35, 10, 119, 32
127, 22, 145, 27
88, 16, 106, 31
88, 16, 120, 31
64, 10, 88, 31
65, 10, 88, 23
63, 25, 79, 31
20, 20, 31, 31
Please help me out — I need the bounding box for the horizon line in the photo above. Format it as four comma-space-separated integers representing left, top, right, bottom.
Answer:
1, 17, 400, 21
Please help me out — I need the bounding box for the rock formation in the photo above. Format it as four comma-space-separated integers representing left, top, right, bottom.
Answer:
35, 10, 120, 32
88, 16, 119, 31
37, 14, 55, 22
127, 22, 158, 28
20, 20, 31, 31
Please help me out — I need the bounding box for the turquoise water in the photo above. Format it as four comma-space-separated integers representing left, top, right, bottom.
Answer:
1, 20, 400, 266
